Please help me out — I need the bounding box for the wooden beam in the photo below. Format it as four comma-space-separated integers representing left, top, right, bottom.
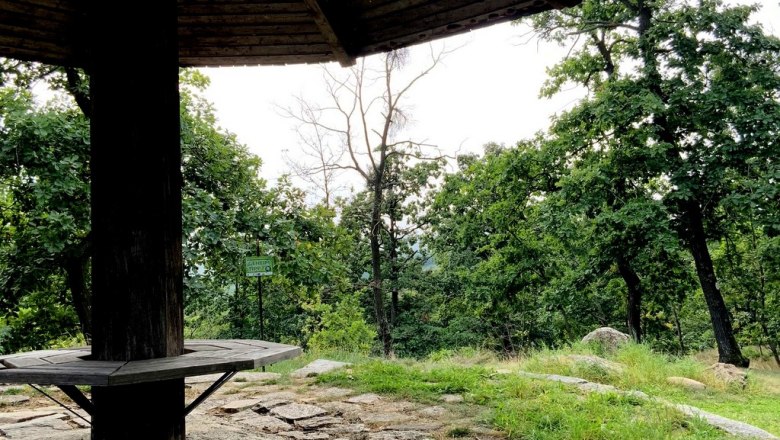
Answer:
546, 0, 579, 9
303, 0, 355, 67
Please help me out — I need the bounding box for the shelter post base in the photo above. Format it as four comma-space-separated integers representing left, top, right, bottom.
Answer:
91, 379, 184, 440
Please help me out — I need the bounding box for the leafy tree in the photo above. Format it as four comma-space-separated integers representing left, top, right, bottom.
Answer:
425, 144, 599, 353
525, 0, 780, 366
0, 89, 91, 349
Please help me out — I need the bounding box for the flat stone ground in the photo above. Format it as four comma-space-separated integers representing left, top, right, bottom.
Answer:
0, 374, 501, 440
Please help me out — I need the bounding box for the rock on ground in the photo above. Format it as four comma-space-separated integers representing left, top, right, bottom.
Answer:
0, 395, 30, 406
581, 327, 630, 351
219, 398, 261, 414
517, 371, 588, 385
358, 411, 413, 425
707, 363, 748, 388
0, 409, 60, 424
279, 430, 330, 440
0, 413, 75, 439
271, 403, 328, 421
416, 406, 446, 417
252, 399, 293, 413
290, 359, 351, 378
667, 376, 707, 391
674, 404, 778, 439
368, 430, 432, 440
233, 412, 294, 432
186, 371, 281, 385
294, 416, 342, 430
345, 393, 382, 405
559, 354, 626, 374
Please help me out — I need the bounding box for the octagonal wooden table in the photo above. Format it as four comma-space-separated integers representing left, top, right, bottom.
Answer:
0, 339, 300, 418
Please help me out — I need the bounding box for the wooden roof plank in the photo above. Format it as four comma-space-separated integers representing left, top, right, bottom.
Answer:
180, 33, 322, 47
180, 43, 331, 57
0, 0, 73, 23
10, 0, 77, 13
181, 54, 333, 67
178, 2, 310, 16
178, 23, 320, 37
178, 12, 311, 26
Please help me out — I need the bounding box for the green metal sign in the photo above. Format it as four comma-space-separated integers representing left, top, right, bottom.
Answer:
245, 256, 273, 277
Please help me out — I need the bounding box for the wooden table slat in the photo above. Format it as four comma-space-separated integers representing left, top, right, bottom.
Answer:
2, 357, 52, 368
107, 357, 256, 386
0, 349, 74, 361
250, 346, 303, 367
0, 366, 118, 385
42, 354, 86, 364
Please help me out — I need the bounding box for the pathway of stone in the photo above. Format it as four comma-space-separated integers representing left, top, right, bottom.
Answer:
0, 361, 500, 440
0, 360, 776, 439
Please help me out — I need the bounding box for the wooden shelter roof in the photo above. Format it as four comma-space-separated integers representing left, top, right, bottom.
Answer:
0, 0, 580, 68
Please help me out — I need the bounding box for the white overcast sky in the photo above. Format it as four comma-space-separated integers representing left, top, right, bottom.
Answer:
198, 1, 780, 187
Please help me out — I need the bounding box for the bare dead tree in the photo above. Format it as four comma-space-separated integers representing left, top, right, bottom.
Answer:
282, 97, 346, 208
282, 46, 449, 356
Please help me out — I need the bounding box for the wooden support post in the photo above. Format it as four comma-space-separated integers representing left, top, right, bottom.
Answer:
87, 1, 184, 438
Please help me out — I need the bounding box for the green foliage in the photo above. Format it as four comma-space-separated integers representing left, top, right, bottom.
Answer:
424, 143, 633, 353
308, 292, 376, 353
0, 88, 90, 352
0, 69, 358, 351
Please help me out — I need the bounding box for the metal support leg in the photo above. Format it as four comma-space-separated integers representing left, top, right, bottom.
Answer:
183, 370, 237, 417
57, 385, 96, 416
28, 384, 92, 425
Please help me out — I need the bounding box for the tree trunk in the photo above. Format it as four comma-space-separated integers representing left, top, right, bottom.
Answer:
370, 181, 392, 357
768, 342, 780, 367
672, 305, 686, 355
684, 201, 748, 367
88, 0, 184, 438
616, 255, 642, 343
63, 254, 91, 343
759, 321, 780, 367
389, 217, 399, 327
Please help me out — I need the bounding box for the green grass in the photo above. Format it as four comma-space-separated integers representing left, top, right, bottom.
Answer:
517, 343, 780, 436
315, 359, 491, 403
446, 426, 472, 438
1, 386, 27, 396
302, 343, 780, 439
491, 381, 721, 439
